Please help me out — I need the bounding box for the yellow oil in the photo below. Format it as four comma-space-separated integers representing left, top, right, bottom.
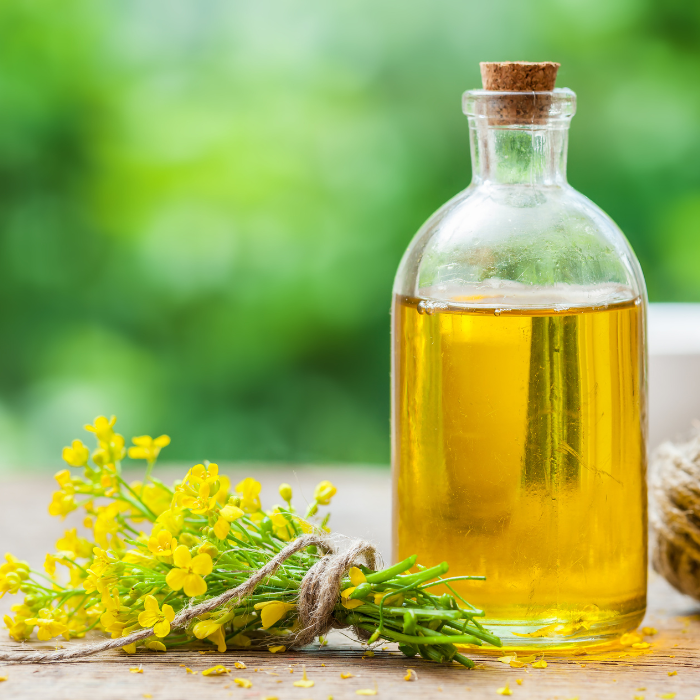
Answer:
392, 292, 647, 648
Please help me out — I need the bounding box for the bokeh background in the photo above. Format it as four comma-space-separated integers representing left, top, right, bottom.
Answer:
0, 0, 699, 470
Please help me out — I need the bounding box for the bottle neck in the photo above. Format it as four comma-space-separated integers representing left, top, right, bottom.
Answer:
468, 122, 570, 186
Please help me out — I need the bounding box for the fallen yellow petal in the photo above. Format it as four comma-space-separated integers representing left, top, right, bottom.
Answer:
632, 642, 650, 649
515, 679, 523, 685
532, 659, 547, 669
509, 660, 526, 668
634, 696, 644, 700
0, 676, 7, 682
498, 654, 517, 664
497, 684, 512, 696
403, 669, 416, 681
642, 626, 657, 636
129, 667, 143, 674
341, 672, 355, 679
357, 690, 378, 697
202, 665, 231, 676
268, 645, 285, 654
233, 661, 247, 669
143, 695, 152, 699
620, 633, 643, 646
185, 667, 198, 674
659, 694, 676, 699
234, 678, 253, 688
668, 671, 677, 676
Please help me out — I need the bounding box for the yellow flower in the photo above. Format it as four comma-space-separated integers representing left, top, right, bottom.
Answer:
235, 477, 262, 513
128, 435, 171, 462
215, 475, 231, 505
84, 415, 117, 443
373, 591, 403, 606
44, 553, 58, 577
314, 480, 337, 505
213, 503, 245, 540
0, 553, 29, 577
4, 604, 33, 642
92, 434, 126, 468
0, 555, 29, 598
90, 547, 117, 576
185, 463, 220, 490
56, 529, 93, 559
62, 440, 90, 467
181, 482, 216, 516
48, 491, 76, 518
341, 588, 363, 610
25, 608, 68, 641
128, 481, 171, 519
138, 595, 175, 637
155, 508, 184, 536
165, 546, 212, 597
147, 530, 178, 557
349, 567, 367, 586
93, 502, 124, 548
268, 509, 293, 541
192, 619, 227, 652
253, 601, 296, 629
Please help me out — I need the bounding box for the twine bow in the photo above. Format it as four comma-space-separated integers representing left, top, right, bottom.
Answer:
0, 533, 377, 664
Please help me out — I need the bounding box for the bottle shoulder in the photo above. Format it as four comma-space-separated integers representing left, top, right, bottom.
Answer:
394, 183, 645, 304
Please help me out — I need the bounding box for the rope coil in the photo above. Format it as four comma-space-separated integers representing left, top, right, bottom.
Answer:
0, 533, 377, 664
651, 429, 700, 601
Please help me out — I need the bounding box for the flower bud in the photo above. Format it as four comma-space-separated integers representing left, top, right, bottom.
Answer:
199, 542, 218, 558
179, 532, 200, 547
313, 480, 337, 506
278, 483, 293, 502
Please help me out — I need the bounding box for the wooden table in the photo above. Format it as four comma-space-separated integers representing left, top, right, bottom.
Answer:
1, 466, 699, 699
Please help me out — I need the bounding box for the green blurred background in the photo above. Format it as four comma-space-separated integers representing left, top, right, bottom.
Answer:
0, 0, 698, 470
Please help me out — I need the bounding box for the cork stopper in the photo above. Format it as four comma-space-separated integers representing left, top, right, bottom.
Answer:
480, 62, 560, 92
475, 62, 561, 125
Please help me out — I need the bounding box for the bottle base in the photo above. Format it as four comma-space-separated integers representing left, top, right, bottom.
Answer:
480, 608, 646, 651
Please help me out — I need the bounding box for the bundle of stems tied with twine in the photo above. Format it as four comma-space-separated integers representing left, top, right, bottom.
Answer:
0, 416, 500, 666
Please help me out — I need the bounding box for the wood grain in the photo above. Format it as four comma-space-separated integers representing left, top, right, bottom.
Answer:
1, 466, 699, 699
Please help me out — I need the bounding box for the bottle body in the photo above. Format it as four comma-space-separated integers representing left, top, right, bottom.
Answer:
391, 89, 647, 647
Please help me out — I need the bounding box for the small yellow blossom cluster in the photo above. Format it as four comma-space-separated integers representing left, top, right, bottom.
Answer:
1, 416, 499, 666
1, 416, 339, 654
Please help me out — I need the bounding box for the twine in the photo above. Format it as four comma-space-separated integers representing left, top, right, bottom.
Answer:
0, 533, 377, 664
651, 428, 700, 601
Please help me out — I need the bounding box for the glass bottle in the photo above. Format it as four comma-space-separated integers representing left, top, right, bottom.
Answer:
391, 64, 647, 648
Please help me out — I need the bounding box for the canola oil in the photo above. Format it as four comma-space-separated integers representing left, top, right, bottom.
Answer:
392, 291, 647, 647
